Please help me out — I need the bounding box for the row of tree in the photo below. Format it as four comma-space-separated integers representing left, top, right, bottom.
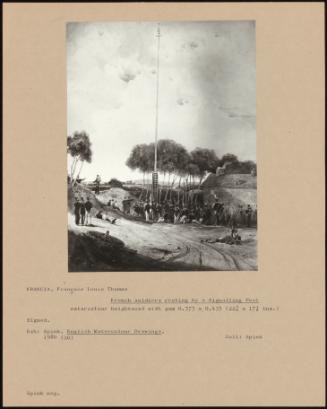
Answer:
66, 133, 256, 191
126, 139, 256, 188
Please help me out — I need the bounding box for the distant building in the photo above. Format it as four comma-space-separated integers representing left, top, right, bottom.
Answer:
216, 161, 233, 176
216, 167, 225, 176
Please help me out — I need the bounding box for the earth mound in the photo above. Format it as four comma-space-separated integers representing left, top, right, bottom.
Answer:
201, 173, 257, 189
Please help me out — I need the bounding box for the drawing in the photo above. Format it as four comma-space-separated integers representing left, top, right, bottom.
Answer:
67, 21, 257, 271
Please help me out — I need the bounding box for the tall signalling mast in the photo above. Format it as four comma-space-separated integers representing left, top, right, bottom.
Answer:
152, 23, 160, 202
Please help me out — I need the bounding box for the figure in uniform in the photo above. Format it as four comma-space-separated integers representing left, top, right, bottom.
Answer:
245, 204, 253, 227
85, 197, 93, 225
94, 174, 101, 195
73, 197, 81, 225
80, 197, 86, 225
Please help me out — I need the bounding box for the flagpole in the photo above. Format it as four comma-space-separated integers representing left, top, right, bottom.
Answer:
154, 22, 160, 173
152, 23, 160, 203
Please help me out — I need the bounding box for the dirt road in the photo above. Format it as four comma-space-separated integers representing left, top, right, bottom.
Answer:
68, 212, 257, 271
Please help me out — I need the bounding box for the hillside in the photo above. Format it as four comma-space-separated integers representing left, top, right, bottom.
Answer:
68, 183, 146, 222
203, 187, 257, 209
68, 183, 105, 213
200, 173, 257, 210
96, 187, 137, 208
201, 173, 257, 189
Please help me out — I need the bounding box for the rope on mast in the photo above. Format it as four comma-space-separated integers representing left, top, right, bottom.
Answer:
151, 23, 161, 203
154, 23, 160, 172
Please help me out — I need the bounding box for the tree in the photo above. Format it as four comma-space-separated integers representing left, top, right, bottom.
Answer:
234, 160, 256, 174
176, 150, 192, 187
186, 162, 200, 186
220, 156, 255, 174
220, 153, 239, 166
190, 148, 220, 184
108, 178, 124, 188
126, 143, 151, 185
127, 139, 190, 188
156, 140, 188, 183
157, 139, 176, 184
67, 131, 92, 184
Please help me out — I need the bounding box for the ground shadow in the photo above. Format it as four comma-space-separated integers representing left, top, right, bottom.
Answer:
68, 230, 215, 272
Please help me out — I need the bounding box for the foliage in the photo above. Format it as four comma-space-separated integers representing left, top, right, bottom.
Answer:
190, 148, 220, 176
67, 131, 93, 183
67, 131, 92, 162
108, 178, 124, 188
224, 160, 256, 175
220, 153, 238, 165
126, 144, 149, 174
126, 139, 256, 189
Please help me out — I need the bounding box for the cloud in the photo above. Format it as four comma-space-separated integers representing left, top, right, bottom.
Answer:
227, 112, 253, 119
177, 98, 189, 106
220, 106, 254, 117
231, 114, 254, 119
96, 56, 108, 70
219, 106, 255, 128
189, 41, 199, 49
118, 61, 143, 83
182, 40, 199, 51
119, 69, 137, 83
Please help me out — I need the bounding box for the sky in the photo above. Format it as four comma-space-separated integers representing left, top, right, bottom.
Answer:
67, 21, 256, 182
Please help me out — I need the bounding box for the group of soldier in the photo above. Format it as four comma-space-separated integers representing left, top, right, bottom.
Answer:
73, 196, 93, 226
132, 200, 257, 228
73, 182, 257, 229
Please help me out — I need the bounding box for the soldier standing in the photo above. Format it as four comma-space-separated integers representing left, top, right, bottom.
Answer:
229, 207, 236, 229
95, 174, 101, 195
85, 197, 93, 225
246, 204, 253, 227
239, 206, 245, 226
80, 198, 86, 225
73, 197, 81, 226
174, 205, 180, 224
219, 203, 225, 225
144, 201, 150, 222
213, 201, 220, 225
253, 205, 257, 227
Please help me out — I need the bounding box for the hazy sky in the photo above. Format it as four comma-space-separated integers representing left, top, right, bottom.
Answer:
67, 21, 256, 181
